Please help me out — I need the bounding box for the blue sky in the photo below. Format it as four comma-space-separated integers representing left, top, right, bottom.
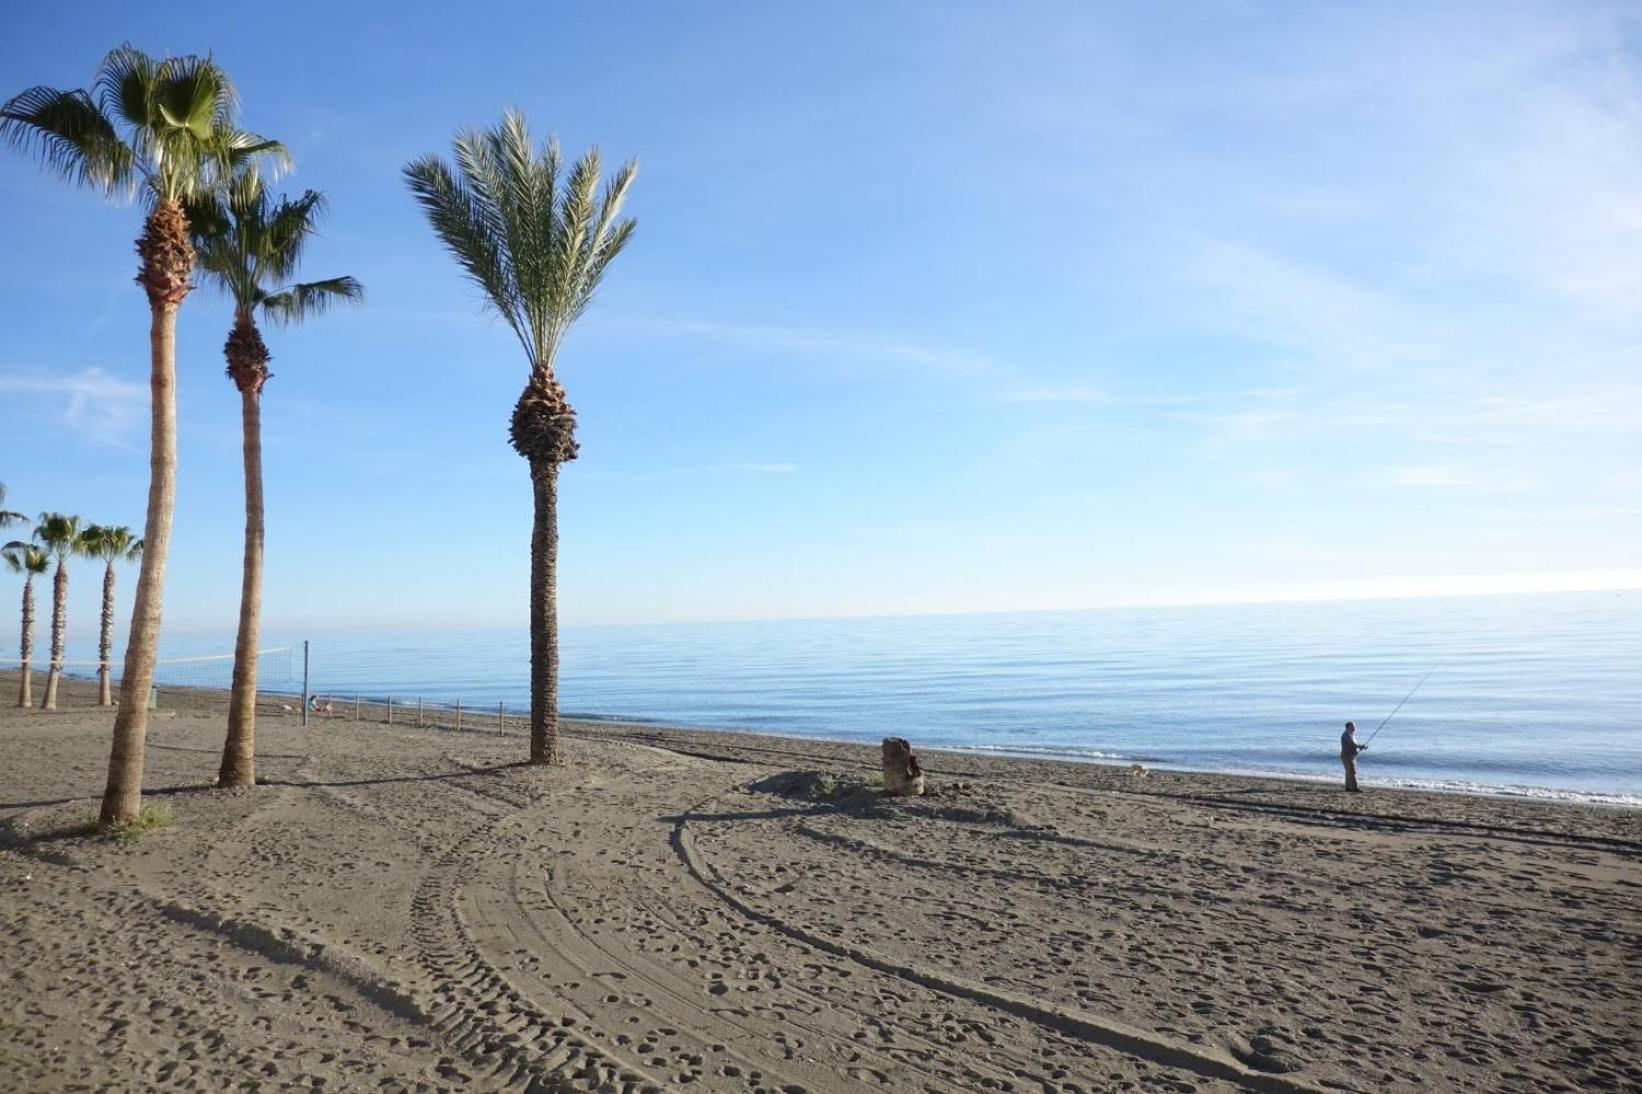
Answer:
2, 1, 1639, 643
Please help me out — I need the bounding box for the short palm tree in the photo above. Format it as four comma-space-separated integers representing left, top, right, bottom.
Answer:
0, 482, 27, 530
2, 542, 50, 707
2, 45, 286, 824
187, 169, 362, 787
79, 525, 142, 706
405, 111, 636, 765
29, 513, 85, 711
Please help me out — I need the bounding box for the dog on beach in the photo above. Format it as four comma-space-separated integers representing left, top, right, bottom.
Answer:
1128, 763, 1148, 778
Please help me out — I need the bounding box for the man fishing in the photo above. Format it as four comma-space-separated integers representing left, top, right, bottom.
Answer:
1340, 721, 1367, 792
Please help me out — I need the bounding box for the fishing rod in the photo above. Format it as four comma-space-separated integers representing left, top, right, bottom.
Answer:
1362, 666, 1436, 746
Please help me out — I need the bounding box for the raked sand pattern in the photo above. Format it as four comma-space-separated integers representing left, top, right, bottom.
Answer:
2, 681, 1639, 1092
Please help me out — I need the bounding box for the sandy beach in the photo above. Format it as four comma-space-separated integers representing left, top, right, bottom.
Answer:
2, 678, 1638, 1093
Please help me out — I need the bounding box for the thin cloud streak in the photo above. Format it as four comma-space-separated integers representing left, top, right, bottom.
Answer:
586, 314, 995, 376
0, 367, 146, 447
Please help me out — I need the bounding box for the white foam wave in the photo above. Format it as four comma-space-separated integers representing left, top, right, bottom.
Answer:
935, 743, 1133, 762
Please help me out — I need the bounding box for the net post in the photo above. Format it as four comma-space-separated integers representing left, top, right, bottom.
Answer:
417, 697, 423, 728
498, 701, 504, 732
354, 695, 360, 721
456, 699, 462, 731
387, 695, 393, 725
301, 640, 309, 727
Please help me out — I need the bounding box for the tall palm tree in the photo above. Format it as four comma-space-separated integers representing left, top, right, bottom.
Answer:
2, 45, 287, 824
79, 525, 142, 706
2, 542, 50, 707
405, 111, 636, 765
187, 169, 362, 787
29, 513, 84, 711
0, 482, 27, 530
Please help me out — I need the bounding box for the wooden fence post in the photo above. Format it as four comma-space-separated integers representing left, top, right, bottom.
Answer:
387, 696, 393, 725
416, 697, 423, 728
354, 695, 360, 721
455, 699, 462, 731
499, 701, 504, 732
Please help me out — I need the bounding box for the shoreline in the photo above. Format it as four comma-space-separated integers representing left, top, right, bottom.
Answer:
6, 667, 1639, 808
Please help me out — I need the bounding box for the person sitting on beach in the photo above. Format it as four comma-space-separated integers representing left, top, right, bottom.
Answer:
1340, 721, 1367, 792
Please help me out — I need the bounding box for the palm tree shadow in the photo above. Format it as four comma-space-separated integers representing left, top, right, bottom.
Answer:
259, 762, 529, 790
0, 762, 525, 814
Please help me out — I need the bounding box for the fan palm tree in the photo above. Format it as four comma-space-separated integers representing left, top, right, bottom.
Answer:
79, 525, 142, 706
2, 542, 50, 707
2, 45, 287, 824
405, 111, 636, 765
28, 513, 85, 711
0, 482, 27, 530
187, 169, 362, 787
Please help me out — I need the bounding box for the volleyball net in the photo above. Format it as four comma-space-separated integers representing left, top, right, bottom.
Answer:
0, 646, 296, 709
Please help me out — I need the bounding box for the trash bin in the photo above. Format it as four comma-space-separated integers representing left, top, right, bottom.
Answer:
147, 686, 158, 710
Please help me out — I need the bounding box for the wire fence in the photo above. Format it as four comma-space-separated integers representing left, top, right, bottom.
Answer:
301, 692, 534, 736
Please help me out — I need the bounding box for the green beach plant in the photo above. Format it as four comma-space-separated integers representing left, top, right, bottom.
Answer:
186, 170, 362, 787
28, 513, 85, 711
2, 541, 51, 707
404, 110, 636, 765
2, 44, 288, 825
79, 525, 142, 706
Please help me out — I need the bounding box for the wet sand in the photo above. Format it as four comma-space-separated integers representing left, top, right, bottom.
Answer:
2, 676, 1639, 1092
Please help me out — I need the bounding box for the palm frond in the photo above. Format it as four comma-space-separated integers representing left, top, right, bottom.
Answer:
78, 523, 139, 562
405, 152, 531, 358
0, 483, 28, 530
94, 43, 160, 132
0, 86, 134, 195
30, 512, 83, 560
260, 276, 364, 326
260, 189, 328, 282
189, 166, 356, 325
404, 113, 638, 375
2, 541, 51, 576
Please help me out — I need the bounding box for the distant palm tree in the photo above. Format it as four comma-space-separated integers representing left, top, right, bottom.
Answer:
187, 169, 362, 787
28, 513, 84, 711
79, 525, 142, 706
2, 542, 50, 707
0, 482, 27, 530
2, 45, 287, 824
405, 111, 636, 765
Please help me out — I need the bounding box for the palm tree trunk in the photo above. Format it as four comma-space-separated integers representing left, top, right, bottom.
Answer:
98, 562, 115, 705
529, 459, 561, 765
42, 558, 66, 711
102, 209, 191, 827
219, 382, 263, 787
16, 575, 33, 708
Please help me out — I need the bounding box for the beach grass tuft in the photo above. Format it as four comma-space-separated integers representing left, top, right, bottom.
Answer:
81, 804, 175, 843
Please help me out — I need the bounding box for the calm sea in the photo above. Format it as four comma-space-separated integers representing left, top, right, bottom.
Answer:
52, 590, 1642, 805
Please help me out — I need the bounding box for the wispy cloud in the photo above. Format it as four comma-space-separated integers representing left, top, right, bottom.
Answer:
998, 385, 1107, 404
584, 461, 799, 483
0, 367, 146, 446
587, 315, 994, 377
709, 462, 796, 474
1372, 464, 1540, 493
